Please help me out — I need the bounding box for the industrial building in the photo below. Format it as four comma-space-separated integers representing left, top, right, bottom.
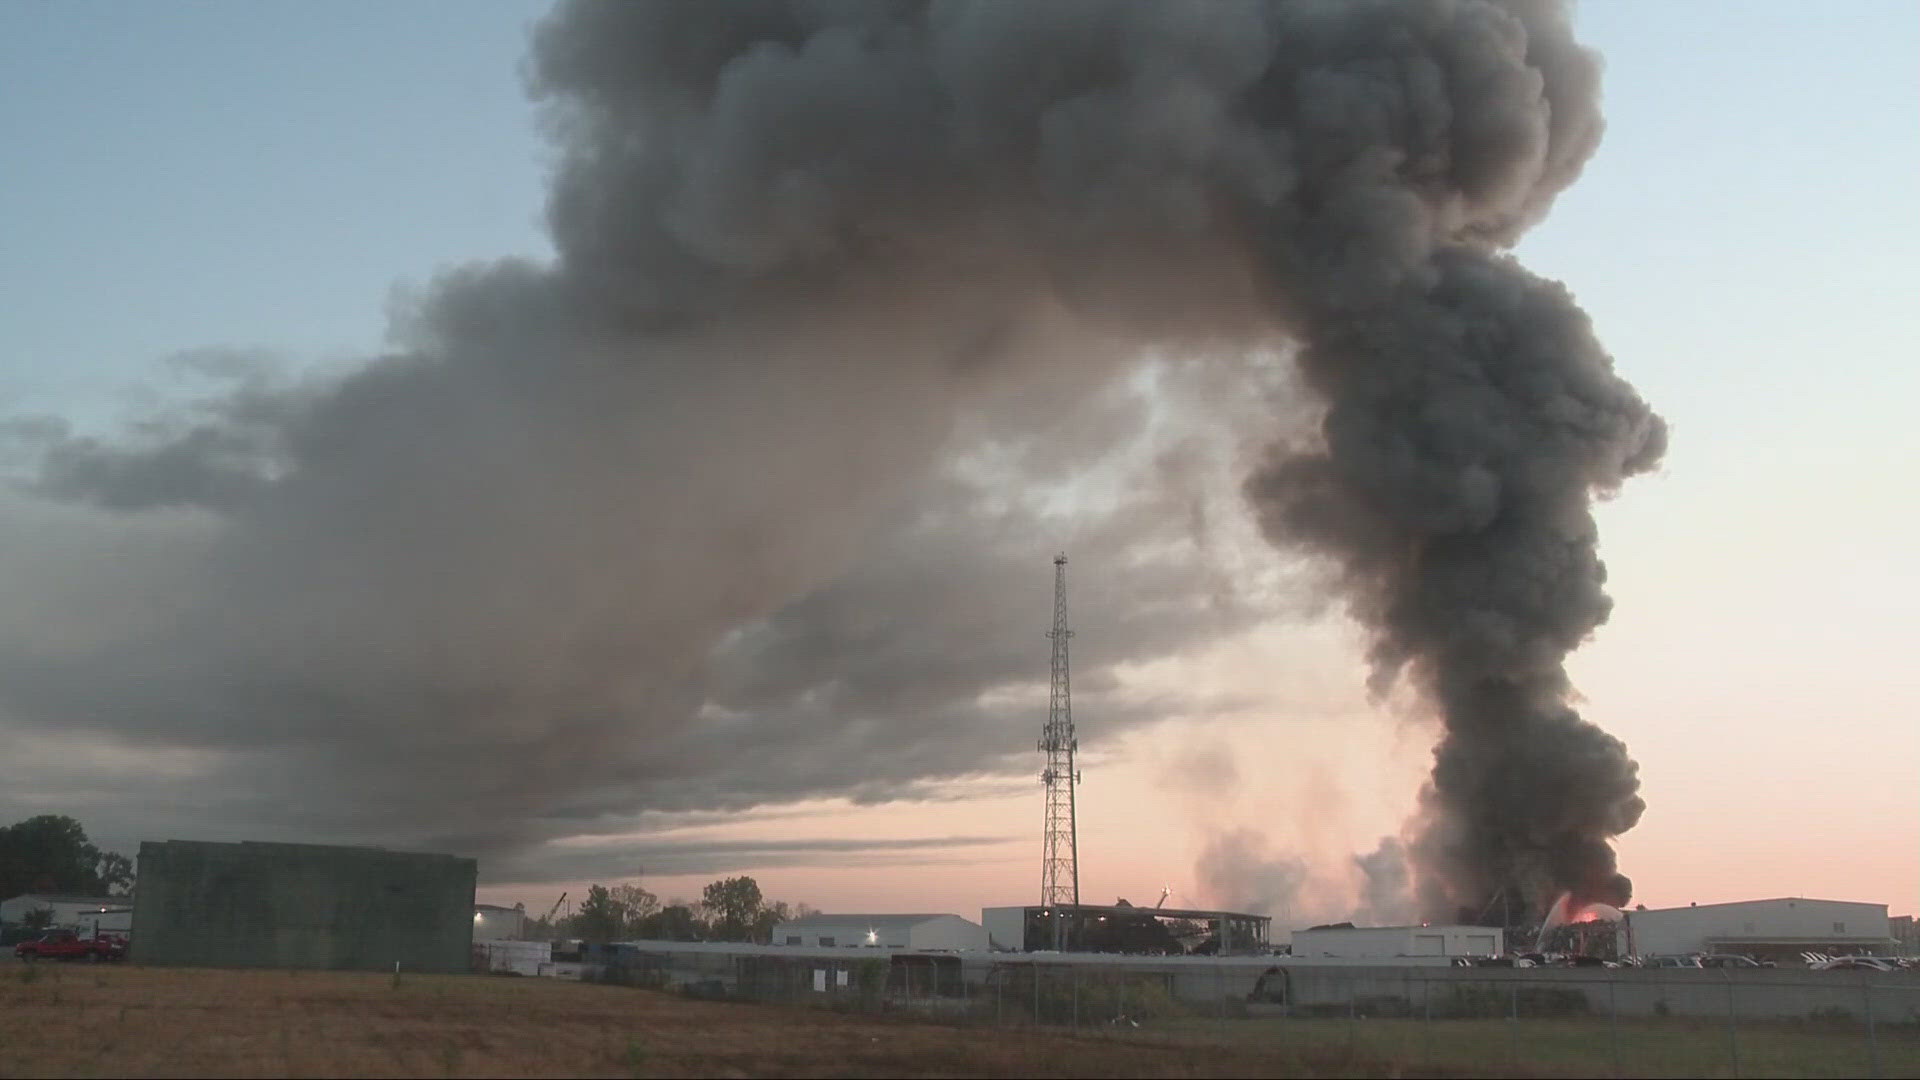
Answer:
1617, 897, 1894, 961
777, 913, 988, 951
1290, 923, 1503, 959
0, 893, 133, 934
982, 903, 1271, 954
132, 839, 476, 973
472, 902, 528, 941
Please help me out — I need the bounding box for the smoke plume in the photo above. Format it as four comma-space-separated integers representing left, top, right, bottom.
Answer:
2, 0, 1660, 909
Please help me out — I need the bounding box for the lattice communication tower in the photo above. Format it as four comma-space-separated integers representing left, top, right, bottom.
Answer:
1039, 553, 1080, 909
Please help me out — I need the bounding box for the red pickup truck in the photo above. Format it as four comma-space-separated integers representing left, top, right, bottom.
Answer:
14, 929, 127, 962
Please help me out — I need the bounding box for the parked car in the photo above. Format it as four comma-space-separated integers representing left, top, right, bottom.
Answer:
1473, 956, 1535, 968
14, 929, 126, 962
1564, 954, 1619, 968
1646, 955, 1704, 969
1815, 956, 1900, 972
1700, 954, 1769, 969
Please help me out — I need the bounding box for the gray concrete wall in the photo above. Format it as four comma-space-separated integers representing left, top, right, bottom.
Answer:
131, 840, 476, 974
952, 955, 1920, 1023
1269, 963, 1920, 1023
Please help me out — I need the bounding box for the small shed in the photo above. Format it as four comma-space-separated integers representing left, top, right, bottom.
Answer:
776, 913, 988, 951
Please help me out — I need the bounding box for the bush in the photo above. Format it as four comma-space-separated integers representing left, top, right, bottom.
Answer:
1432, 983, 1591, 1019
997, 969, 1186, 1025
677, 978, 729, 1001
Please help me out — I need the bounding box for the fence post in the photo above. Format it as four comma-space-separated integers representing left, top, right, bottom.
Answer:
1508, 978, 1520, 1073
1724, 972, 1740, 1079
1072, 965, 1080, 1031
1034, 963, 1042, 1026
1865, 979, 1881, 1079
1607, 974, 1621, 1080
1422, 977, 1433, 1072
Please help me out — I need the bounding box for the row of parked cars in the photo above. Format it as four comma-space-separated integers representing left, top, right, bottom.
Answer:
1639, 953, 1772, 968
1801, 952, 1916, 972
1639, 952, 1915, 971
1453, 951, 1916, 971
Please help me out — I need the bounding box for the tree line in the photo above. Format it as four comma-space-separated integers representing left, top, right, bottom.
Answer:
531, 875, 814, 944
0, 815, 135, 902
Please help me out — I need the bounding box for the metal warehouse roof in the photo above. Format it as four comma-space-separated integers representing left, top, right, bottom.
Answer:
5, 894, 128, 906
780, 913, 963, 929
1637, 897, 1885, 912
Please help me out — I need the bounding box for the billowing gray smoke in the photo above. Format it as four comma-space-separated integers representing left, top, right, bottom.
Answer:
2, 0, 1660, 909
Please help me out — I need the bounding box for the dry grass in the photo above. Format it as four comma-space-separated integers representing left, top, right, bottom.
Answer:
1135, 1014, 1920, 1079
0, 962, 1449, 1079
10, 962, 1910, 1078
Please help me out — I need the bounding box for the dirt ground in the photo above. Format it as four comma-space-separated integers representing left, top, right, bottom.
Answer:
0, 963, 1424, 1079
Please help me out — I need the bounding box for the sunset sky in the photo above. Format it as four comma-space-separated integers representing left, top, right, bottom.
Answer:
1, 1, 1913, 928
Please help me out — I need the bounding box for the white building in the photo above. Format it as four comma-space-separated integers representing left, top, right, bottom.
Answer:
1290, 924, 1503, 959
476, 938, 551, 975
777, 913, 988, 951
1619, 898, 1893, 961
473, 902, 528, 941
0, 894, 133, 933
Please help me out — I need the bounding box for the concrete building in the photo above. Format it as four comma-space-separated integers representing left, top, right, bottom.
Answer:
1892, 914, 1918, 957
777, 913, 989, 951
1619, 898, 1894, 961
0, 894, 133, 932
473, 902, 528, 941
132, 839, 476, 973
1289, 924, 1503, 959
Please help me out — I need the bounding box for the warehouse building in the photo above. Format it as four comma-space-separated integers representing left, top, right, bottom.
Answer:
132, 839, 476, 973
0, 893, 133, 933
1619, 898, 1893, 962
1290, 923, 1503, 959
776, 913, 988, 951
473, 902, 528, 941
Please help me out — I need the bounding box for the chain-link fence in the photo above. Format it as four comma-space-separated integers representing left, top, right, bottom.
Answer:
589, 947, 1920, 1077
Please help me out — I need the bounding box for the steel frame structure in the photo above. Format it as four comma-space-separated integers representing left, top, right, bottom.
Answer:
1039, 554, 1080, 925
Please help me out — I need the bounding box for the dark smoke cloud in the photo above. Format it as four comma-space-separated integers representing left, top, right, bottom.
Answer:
0, 1, 1658, 908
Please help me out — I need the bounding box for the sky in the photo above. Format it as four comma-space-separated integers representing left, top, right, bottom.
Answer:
0, 1, 1914, 927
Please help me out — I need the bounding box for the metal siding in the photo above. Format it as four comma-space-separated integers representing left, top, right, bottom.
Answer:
131, 839, 476, 973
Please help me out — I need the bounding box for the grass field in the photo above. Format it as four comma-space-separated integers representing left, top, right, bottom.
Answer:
1132, 1014, 1920, 1079
4, 962, 1917, 1078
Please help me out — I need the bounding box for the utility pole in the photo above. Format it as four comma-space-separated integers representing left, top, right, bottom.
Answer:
1040, 554, 1080, 950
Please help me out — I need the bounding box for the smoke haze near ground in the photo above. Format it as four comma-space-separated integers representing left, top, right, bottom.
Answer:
0, 0, 1660, 914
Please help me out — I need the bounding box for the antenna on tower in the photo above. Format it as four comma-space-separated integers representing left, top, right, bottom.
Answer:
1039, 553, 1080, 948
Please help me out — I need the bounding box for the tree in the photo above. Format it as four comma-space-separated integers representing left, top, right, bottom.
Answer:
97, 851, 135, 896
643, 903, 705, 942
701, 876, 764, 942
751, 900, 791, 945
0, 815, 127, 900
609, 883, 659, 935
566, 881, 668, 942
571, 884, 627, 942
